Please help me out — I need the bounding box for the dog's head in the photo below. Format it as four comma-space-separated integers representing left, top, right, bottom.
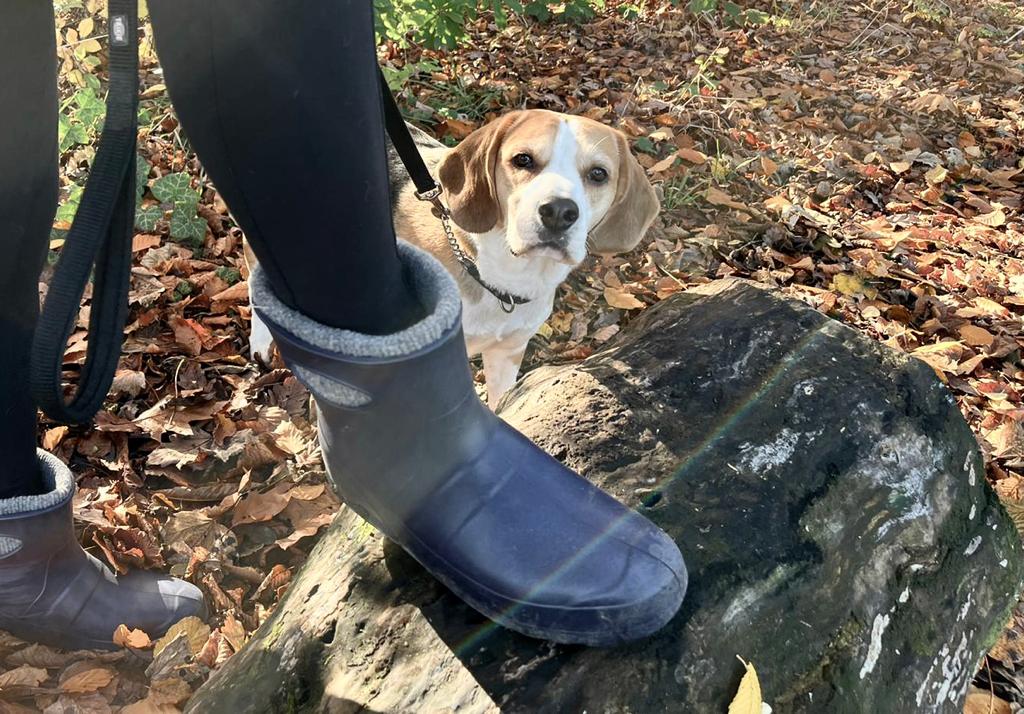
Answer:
438, 110, 659, 266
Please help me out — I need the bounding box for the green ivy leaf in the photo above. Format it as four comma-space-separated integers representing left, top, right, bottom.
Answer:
55, 183, 84, 225
136, 155, 151, 199
169, 201, 206, 245
135, 204, 163, 232
633, 136, 657, 155
152, 172, 197, 205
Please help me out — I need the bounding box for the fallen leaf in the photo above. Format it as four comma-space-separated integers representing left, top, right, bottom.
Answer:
113, 624, 152, 649
58, 662, 114, 693
0, 664, 48, 688
153, 617, 210, 658
603, 287, 645, 310
963, 686, 1011, 714
728, 657, 764, 714
832, 274, 878, 299
959, 325, 995, 348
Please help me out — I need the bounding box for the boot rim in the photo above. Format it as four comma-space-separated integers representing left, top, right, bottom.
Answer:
0, 450, 75, 521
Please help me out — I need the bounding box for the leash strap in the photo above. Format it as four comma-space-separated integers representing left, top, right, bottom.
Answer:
377, 69, 444, 205
31, 0, 139, 424
376, 69, 530, 312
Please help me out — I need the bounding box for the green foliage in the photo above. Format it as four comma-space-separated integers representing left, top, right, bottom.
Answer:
216, 266, 242, 285
149, 172, 206, 246
374, 0, 602, 48
58, 75, 104, 154
681, 0, 771, 25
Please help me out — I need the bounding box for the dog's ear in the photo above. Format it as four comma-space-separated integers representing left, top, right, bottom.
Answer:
588, 131, 660, 256
438, 112, 523, 234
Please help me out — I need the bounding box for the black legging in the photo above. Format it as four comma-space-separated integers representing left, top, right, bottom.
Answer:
0, 2, 421, 497
148, 0, 423, 333
0, 1, 59, 498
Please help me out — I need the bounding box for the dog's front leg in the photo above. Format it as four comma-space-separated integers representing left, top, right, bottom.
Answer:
247, 300, 275, 365
482, 343, 527, 410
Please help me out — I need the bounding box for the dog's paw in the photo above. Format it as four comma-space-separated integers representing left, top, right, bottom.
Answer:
249, 310, 276, 366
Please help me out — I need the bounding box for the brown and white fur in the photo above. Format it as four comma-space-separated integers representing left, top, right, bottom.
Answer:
248, 109, 659, 407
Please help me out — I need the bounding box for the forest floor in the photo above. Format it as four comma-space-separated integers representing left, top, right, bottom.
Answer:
1, 1, 1021, 712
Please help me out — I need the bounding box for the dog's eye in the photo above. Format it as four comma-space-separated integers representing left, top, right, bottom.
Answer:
588, 167, 609, 184
511, 153, 535, 170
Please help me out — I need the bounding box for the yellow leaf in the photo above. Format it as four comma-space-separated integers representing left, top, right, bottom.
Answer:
603, 286, 645, 310
153, 616, 211, 657
728, 657, 763, 714
889, 161, 912, 174
924, 165, 948, 184
79, 38, 103, 54
832, 273, 878, 299
975, 208, 1006, 227
77, 17, 94, 37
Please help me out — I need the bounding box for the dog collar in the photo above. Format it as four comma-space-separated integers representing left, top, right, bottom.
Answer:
437, 209, 532, 315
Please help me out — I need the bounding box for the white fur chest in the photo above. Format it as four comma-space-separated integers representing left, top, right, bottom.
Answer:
458, 227, 570, 357
462, 290, 554, 356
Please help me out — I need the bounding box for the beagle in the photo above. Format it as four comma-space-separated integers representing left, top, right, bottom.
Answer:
247, 109, 659, 407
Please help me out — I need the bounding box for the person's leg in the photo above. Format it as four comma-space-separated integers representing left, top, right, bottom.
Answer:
0, 0, 57, 498
0, 1, 205, 650
148, 0, 423, 334
150, 2, 687, 646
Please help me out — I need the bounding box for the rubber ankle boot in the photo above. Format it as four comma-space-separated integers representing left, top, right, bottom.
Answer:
252, 241, 686, 646
0, 450, 205, 650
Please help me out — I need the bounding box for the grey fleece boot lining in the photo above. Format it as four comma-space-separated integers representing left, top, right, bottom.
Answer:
250, 240, 462, 407
0, 451, 75, 555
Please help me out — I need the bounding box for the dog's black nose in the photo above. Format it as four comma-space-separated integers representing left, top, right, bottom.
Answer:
538, 198, 579, 233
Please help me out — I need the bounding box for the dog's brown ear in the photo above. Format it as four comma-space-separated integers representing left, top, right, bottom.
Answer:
588, 131, 660, 255
437, 112, 523, 234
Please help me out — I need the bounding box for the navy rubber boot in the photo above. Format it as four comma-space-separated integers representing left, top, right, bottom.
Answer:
252, 241, 687, 646
0, 450, 205, 650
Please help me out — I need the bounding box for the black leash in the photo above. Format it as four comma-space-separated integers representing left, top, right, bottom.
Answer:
376, 69, 530, 313
31, 0, 138, 424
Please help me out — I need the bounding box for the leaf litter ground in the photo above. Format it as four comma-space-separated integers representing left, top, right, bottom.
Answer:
4, 1, 1022, 711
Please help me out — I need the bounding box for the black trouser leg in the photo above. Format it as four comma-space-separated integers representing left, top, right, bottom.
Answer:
149, 0, 424, 334
0, 2, 58, 498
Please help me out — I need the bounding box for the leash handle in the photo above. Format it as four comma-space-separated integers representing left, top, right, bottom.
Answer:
31, 0, 139, 424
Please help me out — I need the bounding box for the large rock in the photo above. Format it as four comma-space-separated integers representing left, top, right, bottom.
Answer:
187, 279, 1024, 713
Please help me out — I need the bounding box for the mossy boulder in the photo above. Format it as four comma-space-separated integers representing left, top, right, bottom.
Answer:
188, 279, 1023, 713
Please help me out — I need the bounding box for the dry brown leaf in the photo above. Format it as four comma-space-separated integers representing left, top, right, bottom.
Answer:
705, 186, 749, 212
113, 624, 152, 650
232, 481, 294, 526
677, 147, 707, 164
57, 662, 114, 694
963, 686, 1011, 714
959, 325, 995, 348
648, 153, 678, 173
0, 664, 48, 688
603, 287, 645, 310
42, 426, 69, 452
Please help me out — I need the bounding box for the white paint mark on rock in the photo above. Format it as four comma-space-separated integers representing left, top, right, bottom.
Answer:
969, 504, 976, 520
1000, 559, 1009, 568
899, 587, 911, 604
965, 453, 976, 485
859, 613, 890, 680
964, 536, 982, 556
738, 429, 801, 473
